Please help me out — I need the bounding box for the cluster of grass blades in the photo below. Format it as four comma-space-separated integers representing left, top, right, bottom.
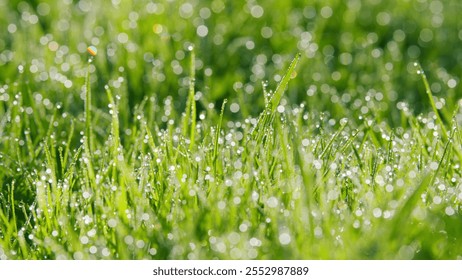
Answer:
1, 47, 462, 260
2, 0, 462, 261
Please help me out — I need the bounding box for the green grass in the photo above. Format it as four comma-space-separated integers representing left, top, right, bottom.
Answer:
1, 0, 462, 260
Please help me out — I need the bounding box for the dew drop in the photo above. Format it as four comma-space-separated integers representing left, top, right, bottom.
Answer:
266, 196, 278, 208
278, 233, 291, 245
373, 208, 382, 218
445, 207, 455, 216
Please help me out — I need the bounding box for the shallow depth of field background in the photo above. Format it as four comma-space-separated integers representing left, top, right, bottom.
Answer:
1, 0, 462, 260
2, 0, 462, 119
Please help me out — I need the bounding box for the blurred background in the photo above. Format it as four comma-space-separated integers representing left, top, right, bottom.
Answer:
1, 0, 462, 125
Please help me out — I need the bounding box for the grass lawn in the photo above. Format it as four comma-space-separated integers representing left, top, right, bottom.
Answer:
1, 0, 462, 259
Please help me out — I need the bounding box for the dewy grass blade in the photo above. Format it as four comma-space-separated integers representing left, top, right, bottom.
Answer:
83, 52, 96, 188
182, 47, 197, 150
105, 85, 120, 158
62, 119, 74, 174
319, 119, 348, 158
85, 58, 93, 154
9, 181, 17, 234
213, 99, 227, 174
269, 53, 301, 112
189, 48, 197, 151
251, 53, 301, 142
414, 62, 448, 139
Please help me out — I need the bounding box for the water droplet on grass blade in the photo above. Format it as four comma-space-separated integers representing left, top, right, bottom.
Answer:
314, 227, 323, 238
279, 233, 291, 245
80, 236, 89, 244
373, 208, 382, 218
266, 196, 279, 208
445, 207, 455, 216
107, 218, 117, 228
89, 246, 97, 254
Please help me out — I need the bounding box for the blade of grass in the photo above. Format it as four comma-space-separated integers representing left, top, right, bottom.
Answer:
182, 48, 197, 150
213, 99, 227, 176
251, 53, 301, 142
85, 60, 94, 154
269, 53, 301, 112
414, 62, 448, 139
189, 49, 197, 151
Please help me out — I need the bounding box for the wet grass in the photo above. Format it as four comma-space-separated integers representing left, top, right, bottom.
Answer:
1, 0, 462, 260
